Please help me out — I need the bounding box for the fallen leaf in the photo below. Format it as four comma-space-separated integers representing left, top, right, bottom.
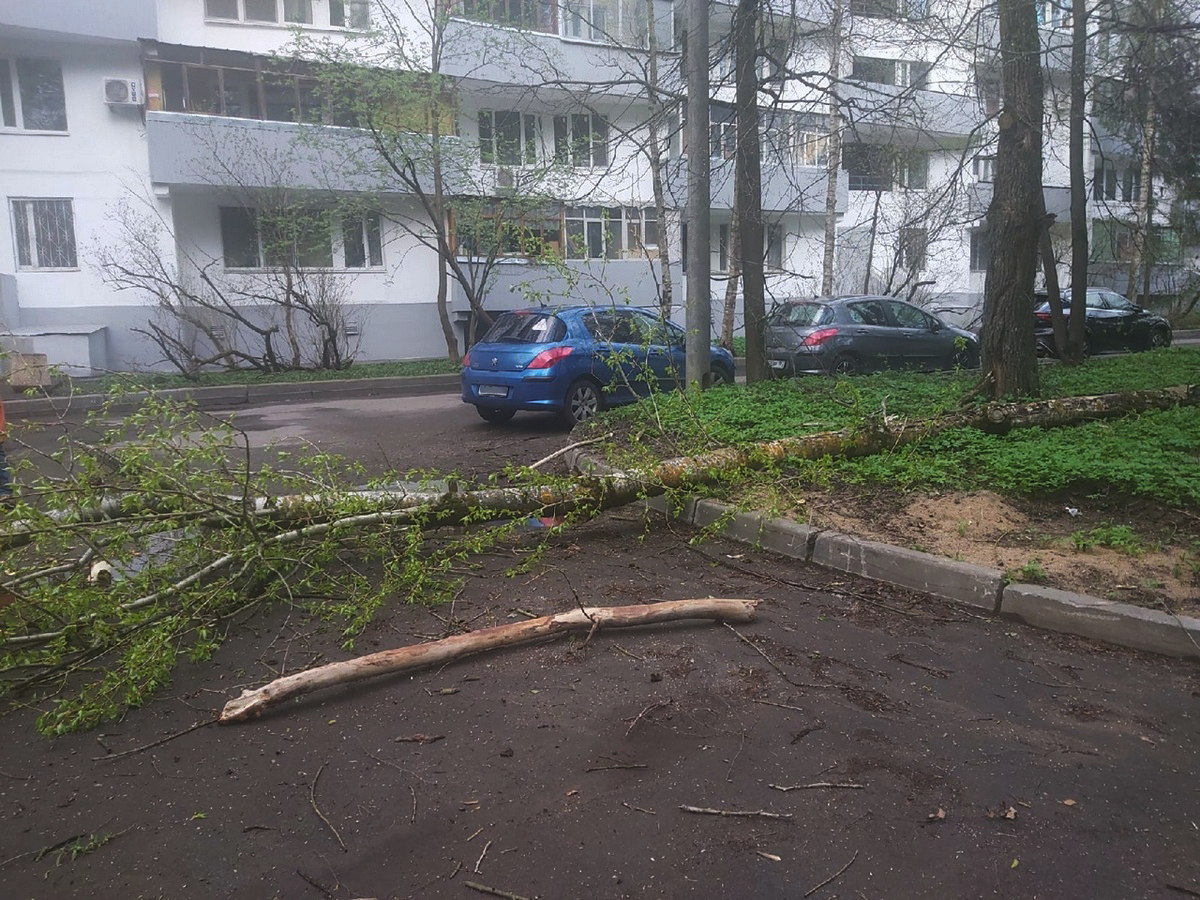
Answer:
438, 688, 459, 696
566, 789, 579, 797
1011, 859, 1019, 869
1002, 805, 1017, 820
928, 808, 946, 822
1061, 799, 1077, 807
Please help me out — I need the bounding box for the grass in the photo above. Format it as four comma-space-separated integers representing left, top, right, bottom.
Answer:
588, 346, 1200, 510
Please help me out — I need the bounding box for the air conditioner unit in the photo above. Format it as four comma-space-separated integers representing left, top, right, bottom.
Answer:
103, 78, 142, 107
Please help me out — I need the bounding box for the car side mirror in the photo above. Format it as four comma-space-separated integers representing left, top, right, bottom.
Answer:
930, 319, 942, 332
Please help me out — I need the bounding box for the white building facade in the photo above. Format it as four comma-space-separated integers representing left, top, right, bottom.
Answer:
0, 0, 1182, 374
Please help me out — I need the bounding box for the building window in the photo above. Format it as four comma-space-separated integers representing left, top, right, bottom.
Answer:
461, 0, 555, 32
973, 155, 995, 183
284, 0, 313, 24
1092, 159, 1118, 201
625, 207, 658, 255
565, 206, 620, 259
478, 110, 539, 166
221, 206, 381, 269
717, 223, 730, 272
554, 113, 608, 167
342, 212, 384, 268
896, 152, 928, 189
330, 0, 371, 28
843, 143, 893, 191
1038, 0, 1073, 28
0, 58, 67, 131
455, 203, 563, 259
850, 56, 929, 89
850, 0, 928, 19
562, 0, 617, 42
970, 229, 990, 271
897, 227, 927, 271
709, 104, 736, 159
1120, 166, 1141, 202
765, 223, 783, 270
12, 199, 77, 270
206, 0, 330, 24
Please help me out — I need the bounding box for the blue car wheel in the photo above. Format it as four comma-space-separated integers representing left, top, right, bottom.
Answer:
561, 378, 603, 427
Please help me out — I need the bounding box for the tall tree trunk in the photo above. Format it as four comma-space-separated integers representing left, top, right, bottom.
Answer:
734, 0, 765, 382
981, 0, 1043, 398
646, 0, 673, 320
722, 207, 741, 349
1066, 0, 1089, 361
820, 3, 845, 296
862, 191, 882, 294
684, 0, 712, 388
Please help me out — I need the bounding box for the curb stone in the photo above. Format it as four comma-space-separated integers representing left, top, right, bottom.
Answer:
572, 451, 1200, 661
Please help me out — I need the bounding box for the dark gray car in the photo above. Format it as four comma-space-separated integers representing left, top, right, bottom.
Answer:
765, 295, 980, 376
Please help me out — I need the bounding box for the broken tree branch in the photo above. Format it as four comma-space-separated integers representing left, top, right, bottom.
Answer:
679, 805, 793, 820
220, 599, 758, 722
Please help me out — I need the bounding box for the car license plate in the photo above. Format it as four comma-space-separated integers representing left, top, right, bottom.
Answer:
478, 385, 508, 397
768, 359, 785, 370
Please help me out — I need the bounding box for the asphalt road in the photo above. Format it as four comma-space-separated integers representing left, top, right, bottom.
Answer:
3, 382, 1200, 899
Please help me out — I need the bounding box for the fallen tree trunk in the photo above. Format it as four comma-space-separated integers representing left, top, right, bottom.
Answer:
220, 598, 759, 723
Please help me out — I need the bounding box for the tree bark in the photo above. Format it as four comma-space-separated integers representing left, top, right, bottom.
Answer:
734, 0, 766, 383
220, 598, 760, 722
1066, 0, 1089, 360
980, 0, 1043, 398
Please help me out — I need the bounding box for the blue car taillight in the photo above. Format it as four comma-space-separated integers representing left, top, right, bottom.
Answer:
527, 346, 573, 369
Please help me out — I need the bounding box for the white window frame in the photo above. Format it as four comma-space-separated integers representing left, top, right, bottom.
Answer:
204, 0, 321, 24
564, 206, 621, 260
553, 112, 609, 168
329, 0, 371, 28
220, 205, 383, 270
478, 109, 540, 168
972, 155, 995, 183
0, 57, 68, 133
11, 198, 78, 270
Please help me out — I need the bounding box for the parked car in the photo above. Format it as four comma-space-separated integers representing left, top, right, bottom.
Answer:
1033, 288, 1172, 357
765, 295, 980, 376
461, 306, 736, 426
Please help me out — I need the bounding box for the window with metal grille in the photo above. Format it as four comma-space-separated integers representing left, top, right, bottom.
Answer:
12, 198, 77, 269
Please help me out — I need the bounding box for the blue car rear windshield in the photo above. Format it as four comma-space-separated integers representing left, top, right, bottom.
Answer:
480, 312, 567, 344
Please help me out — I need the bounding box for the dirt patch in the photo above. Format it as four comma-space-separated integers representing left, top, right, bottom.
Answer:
786, 487, 1200, 616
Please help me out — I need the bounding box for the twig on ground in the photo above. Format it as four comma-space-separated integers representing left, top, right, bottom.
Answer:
467, 827, 484, 842
724, 624, 831, 689
611, 643, 645, 661
474, 840, 492, 874
309, 763, 347, 853
622, 801, 656, 815
409, 783, 418, 825
464, 881, 530, 900
752, 698, 808, 712
804, 849, 860, 897
586, 763, 648, 772
296, 869, 334, 898
770, 782, 865, 792
679, 805, 793, 820
1165, 880, 1200, 898
92, 717, 217, 762
625, 698, 671, 737
887, 653, 952, 678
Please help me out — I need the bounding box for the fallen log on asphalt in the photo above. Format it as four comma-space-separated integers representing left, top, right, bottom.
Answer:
219, 598, 759, 722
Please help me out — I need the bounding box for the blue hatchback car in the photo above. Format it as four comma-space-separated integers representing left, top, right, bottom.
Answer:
461, 305, 736, 426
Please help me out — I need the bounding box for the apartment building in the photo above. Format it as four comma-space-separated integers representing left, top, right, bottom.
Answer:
0, 0, 1181, 375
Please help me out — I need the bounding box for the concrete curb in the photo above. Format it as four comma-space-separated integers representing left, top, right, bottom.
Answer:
4, 374, 461, 417
575, 453, 1200, 661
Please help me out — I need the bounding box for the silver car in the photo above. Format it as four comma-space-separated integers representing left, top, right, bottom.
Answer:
765, 295, 981, 376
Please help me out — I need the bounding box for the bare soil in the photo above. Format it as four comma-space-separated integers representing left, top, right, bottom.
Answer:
790, 487, 1200, 617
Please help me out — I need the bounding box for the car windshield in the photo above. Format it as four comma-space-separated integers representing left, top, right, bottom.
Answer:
479, 312, 567, 344
774, 303, 829, 327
